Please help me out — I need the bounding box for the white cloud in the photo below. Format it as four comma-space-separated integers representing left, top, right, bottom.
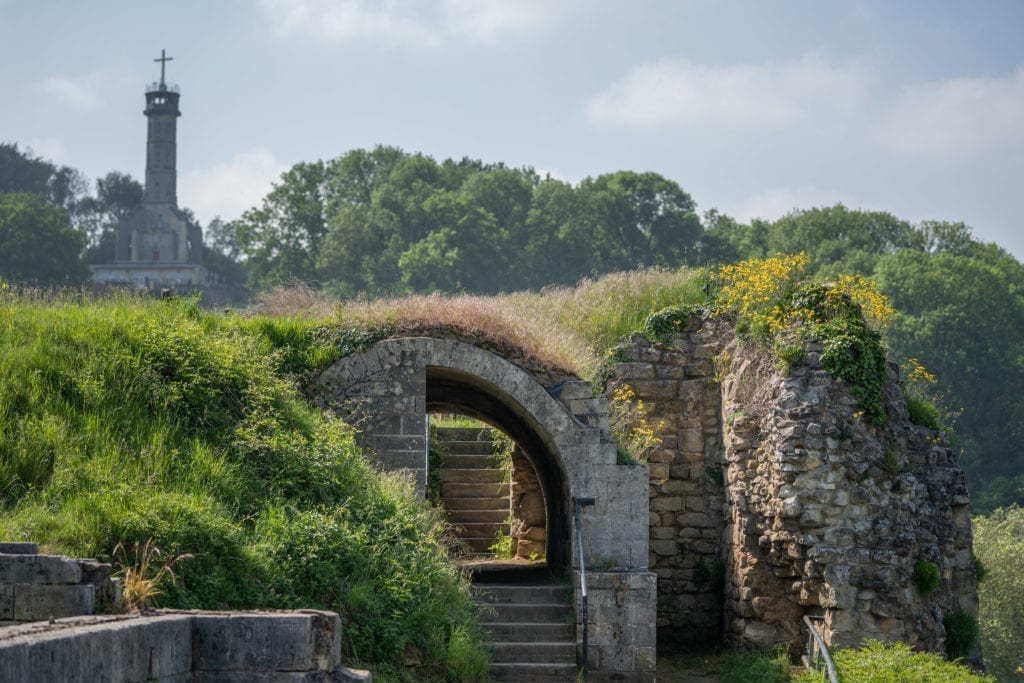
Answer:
875, 67, 1024, 160
259, 0, 564, 48
178, 148, 289, 225
585, 55, 869, 131
37, 75, 102, 111
441, 0, 559, 43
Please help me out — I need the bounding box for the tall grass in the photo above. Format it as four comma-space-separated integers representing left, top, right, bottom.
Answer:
253, 267, 706, 383
0, 293, 486, 681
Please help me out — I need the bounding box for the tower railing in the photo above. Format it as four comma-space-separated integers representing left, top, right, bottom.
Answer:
146, 82, 180, 94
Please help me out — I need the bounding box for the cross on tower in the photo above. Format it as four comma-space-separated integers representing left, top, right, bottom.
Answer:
154, 49, 173, 88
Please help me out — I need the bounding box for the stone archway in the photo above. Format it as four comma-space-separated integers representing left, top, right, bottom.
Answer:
312, 337, 657, 680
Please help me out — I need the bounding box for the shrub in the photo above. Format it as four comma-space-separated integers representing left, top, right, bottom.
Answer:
641, 303, 705, 340
914, 559, 940, 595
607, 383, 663, 464
944, 609, 979, 660
791, 640, 992, 682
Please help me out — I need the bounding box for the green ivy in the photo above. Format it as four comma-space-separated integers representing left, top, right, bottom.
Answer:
819, 325, 888, 425
640, 304, 705, 340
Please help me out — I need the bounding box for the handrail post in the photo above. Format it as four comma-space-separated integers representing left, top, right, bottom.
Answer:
802, 615, 839, 683
573, 496, 596, 680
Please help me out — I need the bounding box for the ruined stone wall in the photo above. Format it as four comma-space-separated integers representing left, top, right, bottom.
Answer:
510, 444, 547, 559
0, 543, 120, 626
718, 334, 977, 652
610, 317, 978, 655
608, 320, 727, 649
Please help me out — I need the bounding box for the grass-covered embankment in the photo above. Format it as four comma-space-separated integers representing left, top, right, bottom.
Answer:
0, 293, 486, 681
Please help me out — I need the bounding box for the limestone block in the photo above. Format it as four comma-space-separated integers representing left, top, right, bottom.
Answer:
553, 380, 594, 401
192, 612, 331, 673
679, 428, 704, 453
13, 583, 94, 620
0, 553, 82, 584
519, 492, 545, 526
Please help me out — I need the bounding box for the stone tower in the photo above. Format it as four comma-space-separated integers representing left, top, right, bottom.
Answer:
143, 51, 181, 207
92, 50, 207, 289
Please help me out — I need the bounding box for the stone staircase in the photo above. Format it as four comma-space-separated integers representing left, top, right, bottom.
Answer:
474, 579, 578, 682
436, 426, 510, 556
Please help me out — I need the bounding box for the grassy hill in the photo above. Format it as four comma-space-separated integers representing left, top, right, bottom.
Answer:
0, 292, 489, 681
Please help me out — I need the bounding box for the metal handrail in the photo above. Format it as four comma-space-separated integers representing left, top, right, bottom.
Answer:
573, 496, 595, 680
802, 615, 839, 683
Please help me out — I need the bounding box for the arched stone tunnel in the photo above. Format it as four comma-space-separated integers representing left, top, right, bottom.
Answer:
312, 337, 658, 680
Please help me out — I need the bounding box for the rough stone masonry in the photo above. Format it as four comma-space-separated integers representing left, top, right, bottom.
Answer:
610, 316, 978, 655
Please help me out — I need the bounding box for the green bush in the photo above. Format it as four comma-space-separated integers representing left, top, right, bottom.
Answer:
943, 609, 979, 660
905, 393, 941, 431
914, 560, 940, 595
791, 640, 992, 682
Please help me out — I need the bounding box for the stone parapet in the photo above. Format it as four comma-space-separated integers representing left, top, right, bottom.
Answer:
574, 570, 657, 682
0, 610, 369, 682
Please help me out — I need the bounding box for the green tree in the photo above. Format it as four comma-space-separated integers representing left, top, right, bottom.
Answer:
0, 192, 88, 286
78, 172, 144, 264
234, 161, 327, 289
575, 171, 702, 273
973, 507, 1024, 680
522, 178, 586, 286
875, 249, 1024, 511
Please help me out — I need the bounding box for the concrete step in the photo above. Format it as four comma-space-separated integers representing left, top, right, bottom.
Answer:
440, 440, 499, 455
447, 509, 509, 524
440, 468, 506, 484
460, 537, 501, 553
451, 521, 507, 538
481, 621, 574, 642
479, 603, 570, 623
438, 453, 499, 469
487, 641, 577, 664
442, 496, 509, 511
440, 482, 509, 499
432, 427, 494, 442
488, 662, 578, 682
474, 584, 568, 604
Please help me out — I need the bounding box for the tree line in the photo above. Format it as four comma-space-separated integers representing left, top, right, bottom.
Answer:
2, 141, 1022, 513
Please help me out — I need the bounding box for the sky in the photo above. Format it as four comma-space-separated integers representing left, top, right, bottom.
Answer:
2, 0, 1023, 258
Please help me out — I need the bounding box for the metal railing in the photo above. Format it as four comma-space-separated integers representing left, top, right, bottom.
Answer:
573, 496, 596, 680
802, 615, 839, 683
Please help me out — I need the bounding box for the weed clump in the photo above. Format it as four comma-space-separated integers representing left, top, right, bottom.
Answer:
914, 559, 940, 595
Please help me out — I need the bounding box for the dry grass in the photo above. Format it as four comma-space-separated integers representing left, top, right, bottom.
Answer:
253, 281, 337, 318
249, 268, 706, 382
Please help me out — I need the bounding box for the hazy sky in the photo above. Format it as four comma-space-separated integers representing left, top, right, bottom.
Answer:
3, 1, 1023, 258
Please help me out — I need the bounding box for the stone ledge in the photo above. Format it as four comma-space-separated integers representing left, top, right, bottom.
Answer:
0, 610, 369, 682
0, 553, 82, 585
